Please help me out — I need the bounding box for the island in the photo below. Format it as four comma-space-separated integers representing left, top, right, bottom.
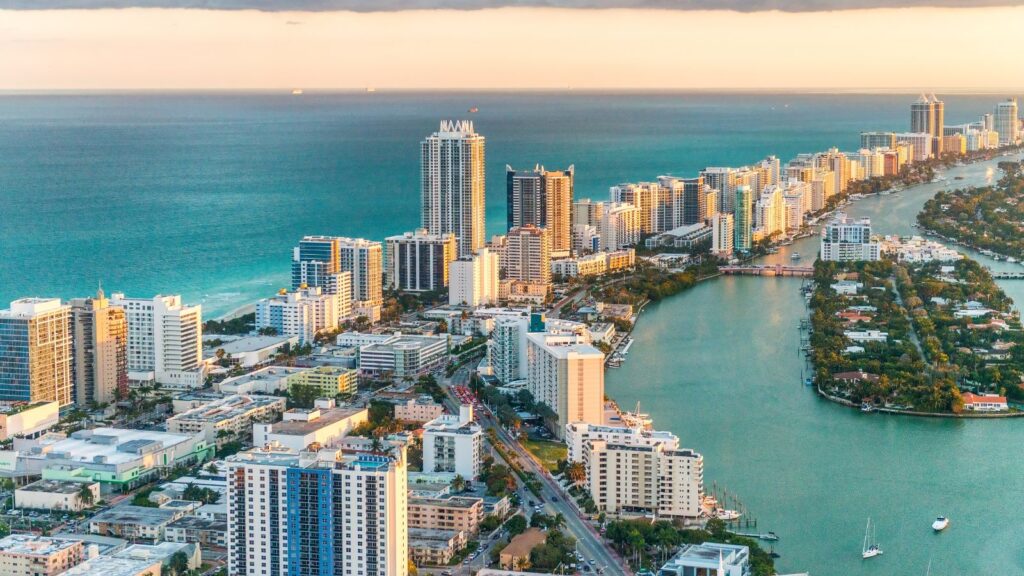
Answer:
917, 160, 1024, 259
808, 257, 1024, 415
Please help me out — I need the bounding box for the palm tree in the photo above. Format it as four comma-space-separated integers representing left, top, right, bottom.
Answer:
566, 461, 586, 486
77, 485, 94, 508
451, 474, 466, 493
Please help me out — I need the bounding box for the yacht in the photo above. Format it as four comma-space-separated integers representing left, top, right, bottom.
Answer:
862, 518, 883, 559
932, 516, 949, 532
714, 509, 742, 522
860, 403, 875, 413
790, 252, 802, 261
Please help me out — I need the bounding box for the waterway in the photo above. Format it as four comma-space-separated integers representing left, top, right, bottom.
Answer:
606, 153, 1024, 575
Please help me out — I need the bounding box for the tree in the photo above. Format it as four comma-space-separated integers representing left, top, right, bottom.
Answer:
77, 485, 94, 508
505, 514, 527, 537
167, 551, 190, 576
566, 461, 586, 486
407, 559, 418, 576
289, 383, 321, 409
451, 474, 466, 493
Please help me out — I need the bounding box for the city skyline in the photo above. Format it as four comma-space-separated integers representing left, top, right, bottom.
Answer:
3, 6, 1024, 90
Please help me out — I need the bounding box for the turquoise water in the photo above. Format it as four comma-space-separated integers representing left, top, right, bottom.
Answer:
0, 91, 1016, 316
607, 156, 1024, 575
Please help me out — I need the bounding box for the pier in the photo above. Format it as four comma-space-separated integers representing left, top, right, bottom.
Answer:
728, 530, 780, 542
721, 264, 814, 277
990, 271, 1024, 280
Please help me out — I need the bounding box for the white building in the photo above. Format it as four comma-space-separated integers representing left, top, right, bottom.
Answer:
821, 214, 880, 262
109, 293, 204, 389
599, 202, 642, 251
226, 445, 408, 576
422, 120, 486, 258
526, 332, 604, 439
205, 334, 299, 368
422, 405, 483, 480
14, 479, 100, 512
995, 98, 1019, 146
881, 235, 963, 263
551, 252, 607, 278
844, 330, 889, 343
448, 248, 500, 307
252, 399, 369, 451
216, 365, 304, 395
895, 132, 933, 162
0, 401, 59, 440
658, 542, 750, 576
711, 213, 734, 258
167, 394, 286, 446
255, 286, 344, 345
357, 334, 449, 379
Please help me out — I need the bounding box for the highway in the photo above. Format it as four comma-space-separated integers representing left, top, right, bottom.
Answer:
441, 365, 628, 576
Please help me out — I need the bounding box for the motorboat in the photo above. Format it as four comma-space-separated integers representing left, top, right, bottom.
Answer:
714, 509, 742, 521
932, 516, 949, 532
860, 403, 875, 413
791, 253, 802, 261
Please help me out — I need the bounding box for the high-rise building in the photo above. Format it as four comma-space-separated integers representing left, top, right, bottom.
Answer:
488, 316, 529, 384
711, 213, 734, 259
526, 331, 604, 440
506, 165, 574, 255
255, 287, 344, 345
610, 182, 667, 234
448, 248, 500, 308
911, 94, 944, 154
896, 132, 933, 162
821, 214, 881, 261
70, 289, 128, 406
733, 185, 754, 252
108, 294, 204, 389
996, 98, 1019, 147
755, 185, 786, 240
226, 445, 408, 576
860, 132, 897, 150
700, 167, 738, 215
599, 203, 642, 251
292, 236, 382, 322
505, 225, 551, 286
421, 120, 486, 258
0, 298, 72, 407
385, 229, 458, 292
422, 405, 483, 480
931, 95, 945, 154
572, 199, 606, 228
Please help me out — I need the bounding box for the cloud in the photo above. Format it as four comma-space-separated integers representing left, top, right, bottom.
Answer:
2, 0, 1022, 12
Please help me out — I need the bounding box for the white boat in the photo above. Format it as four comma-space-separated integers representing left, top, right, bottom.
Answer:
714, 509, 742, 521
862, 517, 883, 559
932, 516, 949, 531
1008, 257, 1018, 263
791, 253, 802, 261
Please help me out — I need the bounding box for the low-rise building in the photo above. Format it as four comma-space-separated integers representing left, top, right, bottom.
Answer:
0, 534, 86, 576
394, 396, 446, 423
408, 494, 485, 535
114, 542, 201, 573
644, 223, 713, 250
165, 515, 228, 548
844, 330, 889, 343
499, 528, 547, 570
56, 556, 162, 576
0, 401, 60, 441
422, 405, 483, 479
15, 479, 100, 512
657, 542, 751, 576
286, 365, 358, 397
408, 528, 467, 567
358, 334, 449, 379
89, 504, 186, 541
216, 366, 304, 395
252, 399, 368, 451
205, 335, 299, 368
167, 394, 285, 447
961, 392, 1009, 412
551, 253, 607, 278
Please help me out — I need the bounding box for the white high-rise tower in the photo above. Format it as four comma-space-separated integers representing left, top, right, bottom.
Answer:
421, 120, 486, 258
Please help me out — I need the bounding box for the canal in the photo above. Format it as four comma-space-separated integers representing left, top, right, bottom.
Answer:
606, 154, 1024, 575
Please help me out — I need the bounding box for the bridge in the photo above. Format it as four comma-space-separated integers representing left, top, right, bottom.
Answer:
721, 264, 815, 277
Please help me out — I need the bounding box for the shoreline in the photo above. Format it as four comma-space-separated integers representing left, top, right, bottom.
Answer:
814, 384, 1024, 419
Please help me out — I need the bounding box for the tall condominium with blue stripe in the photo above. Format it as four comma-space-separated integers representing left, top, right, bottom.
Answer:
226, 444, 408, 576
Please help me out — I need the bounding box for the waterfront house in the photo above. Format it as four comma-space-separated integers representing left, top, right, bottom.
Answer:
954, 301, 994, 318
961, 392, 1008, 412
657, 542, 751, 576
832, 371, 880, 385
844, 330, 889, 343
831, 280, 863, 295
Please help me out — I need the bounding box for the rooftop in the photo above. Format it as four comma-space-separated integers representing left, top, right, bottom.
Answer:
26, 428, 196, 467
115, 541, 196, 562
501, 528, 546, 558
0, 534, 81, 556
167, 515, 227, 532
89, 504, 179, 527
214, 335, 296, 354
409, 495, 484, 510
59, 556, 160, 576
168, 394, 284, 423
17, 478, 93, 494
269, 406, 368, 435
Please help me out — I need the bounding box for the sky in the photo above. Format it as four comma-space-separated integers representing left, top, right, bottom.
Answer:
2, 3, 1023, 90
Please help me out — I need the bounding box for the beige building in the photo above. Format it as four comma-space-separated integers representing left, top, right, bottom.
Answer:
0, 400, 59, 440
408, 528, 467, 567
15, 479, 100, 512
499, 528, 547, 570
71, 289, 128, 406
61, 556, 162, 576
252, 399, 368, 451
505, 225, 552, 287
166, 394, 286, 447
386, 229, 459, 292
408, 495, 485, 535
506, 165, 574, 255
526, 332, 604, 439
0, 535, 86, 576
0, 298, 73, 407
394, 396, 445, 423
286, 365, 358, 397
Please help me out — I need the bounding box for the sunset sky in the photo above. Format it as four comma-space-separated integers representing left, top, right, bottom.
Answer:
2, 4, 1023, 90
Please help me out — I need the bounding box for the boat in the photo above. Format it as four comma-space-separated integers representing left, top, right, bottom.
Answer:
862, 518, 883, 559
291, 89, 303, 95
790, 253, 802, 261
714, 509, 742, 521
804, 378, 814, 387
932, 516, 949, 532
763, 531, 779, 541
1008, 257, 1018, 263
860, 403, 875, 413
468, 107, 479, 113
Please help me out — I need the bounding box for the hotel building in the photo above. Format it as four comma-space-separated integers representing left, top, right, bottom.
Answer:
385, 229, 458, 292
255, 286, 346, 345
0, 298, 72, 407
422, 405, 483, 480
506, 165, 574, 255
422, 120, 486, 258
448, 247, 500, 308
109, 293, 204, 389
292, 235, 382, 321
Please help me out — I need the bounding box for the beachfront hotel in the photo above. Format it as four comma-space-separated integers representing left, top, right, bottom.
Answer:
385, 229, 458, 292
226, 444, 408, 576
291, 235, 384, 322
70, 289, 128, 406
421, 120, 486, 258
506, 164, 574, 256
109, 293, 204, 389
0, 298, 73, 407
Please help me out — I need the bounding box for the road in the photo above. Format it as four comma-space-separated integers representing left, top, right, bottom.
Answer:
442, 366, 628, 576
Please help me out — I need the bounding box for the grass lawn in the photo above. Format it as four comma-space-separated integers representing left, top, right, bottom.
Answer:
521, 438, 567, 472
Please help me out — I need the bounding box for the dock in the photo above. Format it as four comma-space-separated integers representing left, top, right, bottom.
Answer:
990, 271, 1024, 280
721, 264, 814, 277
728, 530, 780, 542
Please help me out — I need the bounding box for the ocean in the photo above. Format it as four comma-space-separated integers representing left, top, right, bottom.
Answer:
0, 91, 1016, 316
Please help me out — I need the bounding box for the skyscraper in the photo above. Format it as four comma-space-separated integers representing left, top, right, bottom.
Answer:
292, 236, 381, 321
506, 165, 574, 255
734, 185, 753, 252
0, 298, 72, 407
385, 229, 458, 292
911, 94, 944, 154
996, 98, 1019, 147
70, 289, 128, 406
421, 120, 486, 258
681, 176, 707, 226
109, 293, 204, 389
505, 225, 552, 286
227, 445, 408, 576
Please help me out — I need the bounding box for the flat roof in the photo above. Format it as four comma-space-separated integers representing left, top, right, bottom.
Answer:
0, 534, 81, 556
501, 528, 546, 557
89, 504, 179, 527
215, 335, 295, 354
17, 478, 93, 494
409, 495, 483, 509
269, 407, 368, 435
169, 394, 284, 423
168, 515, 226, 531
60, 556, 160, 576
30, 428, 196, 466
